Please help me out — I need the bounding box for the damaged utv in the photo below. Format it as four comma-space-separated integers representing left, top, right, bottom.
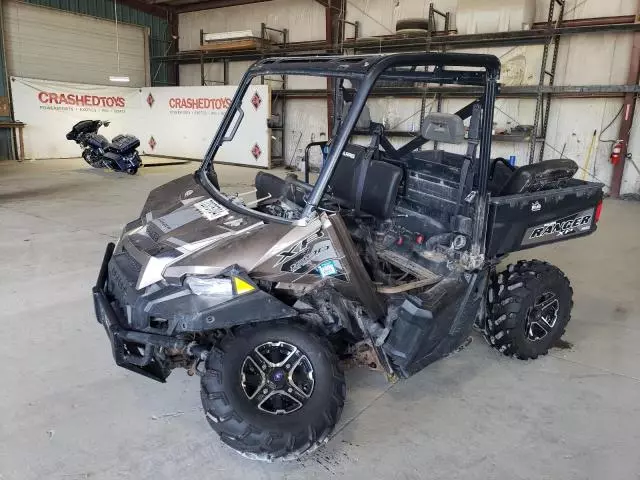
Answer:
92, 53, 604, 460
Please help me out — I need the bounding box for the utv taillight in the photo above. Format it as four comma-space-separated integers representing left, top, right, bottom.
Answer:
595, 200, 603, 222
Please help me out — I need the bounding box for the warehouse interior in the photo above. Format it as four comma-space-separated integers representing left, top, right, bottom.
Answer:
1, 0, 640, 478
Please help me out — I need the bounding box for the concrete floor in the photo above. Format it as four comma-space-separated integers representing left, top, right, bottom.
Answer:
1, 157, 639, 480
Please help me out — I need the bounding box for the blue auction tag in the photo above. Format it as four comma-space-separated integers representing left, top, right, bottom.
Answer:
317, 260, 338, 277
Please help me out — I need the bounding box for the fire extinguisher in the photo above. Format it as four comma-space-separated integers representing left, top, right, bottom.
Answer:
610, 140, 625, 166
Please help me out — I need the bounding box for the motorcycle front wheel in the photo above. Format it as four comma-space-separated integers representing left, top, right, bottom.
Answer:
82, 150, 96, 167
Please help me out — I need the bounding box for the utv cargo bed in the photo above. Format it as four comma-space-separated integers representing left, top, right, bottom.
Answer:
486, 181, 603, 257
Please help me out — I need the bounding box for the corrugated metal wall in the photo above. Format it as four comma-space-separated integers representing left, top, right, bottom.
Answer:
18, 0, 171, 86
0, 0, 171, 159
0, 3, 10, 159
5, 1, 150, 86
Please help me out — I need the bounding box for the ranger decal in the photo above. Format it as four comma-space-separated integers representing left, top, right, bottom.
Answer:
521, 208, 595, 246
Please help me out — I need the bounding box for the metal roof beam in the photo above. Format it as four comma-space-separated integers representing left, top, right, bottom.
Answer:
117, 0, 173, 17
175, 0, 271, 12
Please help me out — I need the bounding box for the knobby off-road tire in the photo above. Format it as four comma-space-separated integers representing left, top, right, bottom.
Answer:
484, 260, 573, 359
200, 322, 346, 461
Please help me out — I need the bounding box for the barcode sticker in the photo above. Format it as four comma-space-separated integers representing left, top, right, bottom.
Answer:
193, 198, 229, 221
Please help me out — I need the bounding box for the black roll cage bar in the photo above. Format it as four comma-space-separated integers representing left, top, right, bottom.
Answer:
197, 52, 500, 226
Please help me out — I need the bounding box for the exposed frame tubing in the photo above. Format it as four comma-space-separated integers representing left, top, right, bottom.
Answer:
303, 141, 328, 183
470, 74, 498, 259
199, 55, 500, 225
197, 69, 303, 225
302, 58, 398, 217
201, 69, 253, 174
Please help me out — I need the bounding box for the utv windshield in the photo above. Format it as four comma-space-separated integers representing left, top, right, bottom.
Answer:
197, 53, 500, 226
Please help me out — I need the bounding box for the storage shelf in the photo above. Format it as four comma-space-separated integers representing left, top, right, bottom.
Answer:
269, 84, 640, 100
154, 21, 640, 65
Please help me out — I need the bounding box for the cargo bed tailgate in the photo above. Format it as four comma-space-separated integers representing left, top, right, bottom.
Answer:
486, 181, 603, 257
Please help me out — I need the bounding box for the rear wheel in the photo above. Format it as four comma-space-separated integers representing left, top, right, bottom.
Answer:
200, 322, 345, 461
484, 260, 573, 359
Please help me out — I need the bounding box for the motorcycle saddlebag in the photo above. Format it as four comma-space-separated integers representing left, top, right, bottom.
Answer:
86, 133, 110, 149
110, 134, 140, 154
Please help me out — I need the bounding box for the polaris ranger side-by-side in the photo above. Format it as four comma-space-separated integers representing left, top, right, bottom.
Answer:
92, 53, 603, 460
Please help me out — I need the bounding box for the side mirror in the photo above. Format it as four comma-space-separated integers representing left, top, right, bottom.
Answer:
103, 120, 111, 127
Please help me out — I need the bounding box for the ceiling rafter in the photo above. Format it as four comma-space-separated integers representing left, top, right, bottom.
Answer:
134, 0, 275, 14
117, 0, 173, 18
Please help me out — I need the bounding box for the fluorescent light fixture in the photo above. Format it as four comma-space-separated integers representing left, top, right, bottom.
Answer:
109, 75, 130, 83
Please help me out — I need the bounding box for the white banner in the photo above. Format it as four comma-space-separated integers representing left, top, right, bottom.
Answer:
139, 85, 271, 167
10, 77, 140, 159
10, 77, 271, 167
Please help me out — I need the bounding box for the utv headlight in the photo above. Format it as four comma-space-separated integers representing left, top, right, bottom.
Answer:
184, 275, 256, 296
184, 276, 233, 296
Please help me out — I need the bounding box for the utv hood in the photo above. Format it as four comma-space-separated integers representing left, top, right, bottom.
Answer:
122, 174, 303, 289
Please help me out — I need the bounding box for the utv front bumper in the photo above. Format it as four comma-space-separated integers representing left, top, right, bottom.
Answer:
92, 242, 298, 382
92, 243, 184, 382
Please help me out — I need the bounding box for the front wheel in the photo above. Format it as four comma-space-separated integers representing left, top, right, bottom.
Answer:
200, 322, 345, 461
484, 260, 573, 359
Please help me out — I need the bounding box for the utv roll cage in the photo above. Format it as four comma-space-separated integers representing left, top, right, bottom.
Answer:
196, 52, 500, 255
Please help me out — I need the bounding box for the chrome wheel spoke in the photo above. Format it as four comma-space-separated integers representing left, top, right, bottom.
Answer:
530, 319, 550, 336
257, 390, 303, 415
250, 348, 275, 369
536, 294, 558, 311
247, 349, 273, 373
281, 348, 303, 371
287, 355, 314, 399
241, 356, 267, 400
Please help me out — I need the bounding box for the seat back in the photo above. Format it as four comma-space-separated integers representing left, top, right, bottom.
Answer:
329, 144, 402, 218
421, 113, 465, 144
500, 158, 578, 195
488, 158, 515, 195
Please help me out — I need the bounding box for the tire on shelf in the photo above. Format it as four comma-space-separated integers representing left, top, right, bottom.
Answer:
200, 321, 346, 461
396, 18, 431, 32
484, 260, 573, 359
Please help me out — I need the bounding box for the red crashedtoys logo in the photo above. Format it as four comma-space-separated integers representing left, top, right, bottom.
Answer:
38, 91, 125, 108
168, 97, 231, 110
